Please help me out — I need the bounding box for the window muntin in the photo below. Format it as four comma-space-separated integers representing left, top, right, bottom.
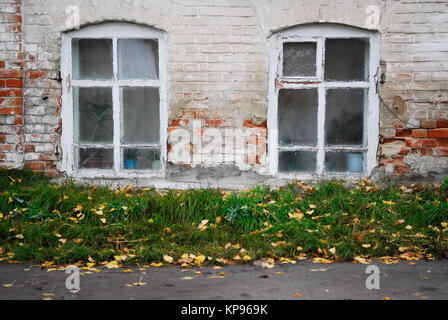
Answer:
62, 23, 167, 177
270, 25, 380, 177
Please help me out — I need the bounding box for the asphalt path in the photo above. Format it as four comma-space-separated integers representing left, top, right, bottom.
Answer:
1, 260, 447, 300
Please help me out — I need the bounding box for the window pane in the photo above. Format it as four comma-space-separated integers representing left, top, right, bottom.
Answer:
72, 39, 113, 80
283, 42, 316, 77
123, 148, 161, 170
121, 87, 160, 144
74, 87, 113, 144
76, 148, 113, 169
279, 151, 316, 172
278, 89, 318, 146
325, 88, 366, 146
325, 39, 369, 81
118, 39, 159, 80
325, 151, 364, 173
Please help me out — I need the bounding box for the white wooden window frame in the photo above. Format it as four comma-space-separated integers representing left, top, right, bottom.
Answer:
268, 24, 380, 179
61, 23, 168, 179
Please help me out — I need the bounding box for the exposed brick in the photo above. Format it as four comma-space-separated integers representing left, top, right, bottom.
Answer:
394, 165, 411, 174
381, 157, 404, 166
44, 170, 60, 178
420, 148, 433, 157
0, 88, 22, 97
25, 161, 44, 171
434, 148, 448, 157
24, 145, 35, 153
0, 70, 22, 78
405, 139, 421, 148
26, 70, 45, 79
205, 119, 227, 127
0, 107, 22, 115
45, 161, 57, 170
398, 147, 409, 156
411, 129, 427, 138
8, 97, 23, 106
5, 79, 23, 88
13, 115, 22, 125
181, 110, 197, 119
243, 120, 267, 128
437, 139, 448, 148
395, 129, 411, 138
428, 129, 448, 139
421, 138, 437, 147
437, 120, 448, 128
167, 126, 181, 133
0, 144, 12, 152
420, 120, 437, 129
170, 119, 183, 127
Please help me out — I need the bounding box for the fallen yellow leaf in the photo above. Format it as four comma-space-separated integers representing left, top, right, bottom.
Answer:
105, 261, 119, 269
150, 262, 162, 267
354, 256, 371, 264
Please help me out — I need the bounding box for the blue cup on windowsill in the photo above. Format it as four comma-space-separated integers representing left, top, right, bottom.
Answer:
124, 159, 137, 170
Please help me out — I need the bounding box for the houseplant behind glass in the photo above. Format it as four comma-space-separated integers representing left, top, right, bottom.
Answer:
81, 100, 113, 168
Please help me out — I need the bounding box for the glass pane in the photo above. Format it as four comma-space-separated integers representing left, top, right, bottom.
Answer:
278, 89, 318, 146
279, 151, 316, 173
118, 39, 159, 80
121, 87, 160, 144
283, 42, 316, 77
123, 148, 161, 170
76, 148, 113, 169
325, 39, 369, 81
74, 87, 113, 144
325, 151, 364, 173
325, 88, 366, 146
72, 39, 113, 80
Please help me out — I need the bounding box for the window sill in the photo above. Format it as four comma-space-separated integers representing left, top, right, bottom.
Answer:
275, 172, 368, 181
68, 170, 165, 179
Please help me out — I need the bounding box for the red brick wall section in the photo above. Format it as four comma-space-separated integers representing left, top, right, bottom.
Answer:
167, 107, 267, 167
380, 120, 448, 174
0, 0, 23, 168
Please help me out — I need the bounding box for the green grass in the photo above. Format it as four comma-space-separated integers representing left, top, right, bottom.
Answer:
0, 168, 447, 266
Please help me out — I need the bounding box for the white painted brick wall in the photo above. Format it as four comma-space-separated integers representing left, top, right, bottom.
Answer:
0, 0, 446, 181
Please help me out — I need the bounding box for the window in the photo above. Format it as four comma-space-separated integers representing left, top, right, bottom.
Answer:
268, 24, 380, 177
61, 23, 167, 177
